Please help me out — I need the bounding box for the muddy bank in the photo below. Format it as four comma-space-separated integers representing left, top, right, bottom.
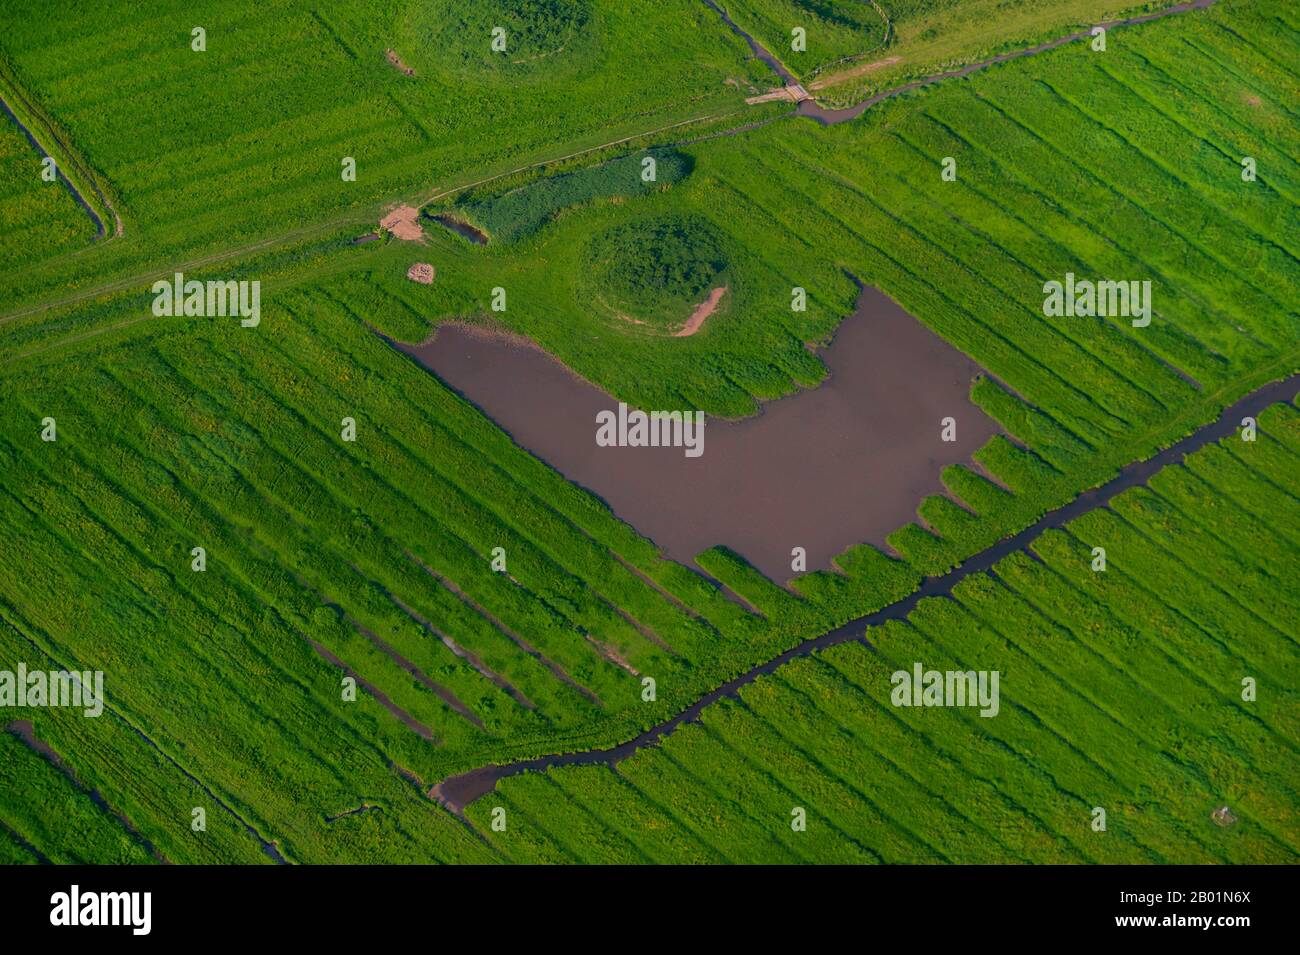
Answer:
6, 720, 169, 862
400, 286, 997, 582
431, 368, 1300, 811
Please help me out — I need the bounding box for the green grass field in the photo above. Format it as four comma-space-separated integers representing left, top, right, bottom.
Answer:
721, 0, 890, 78
806, 0, 1182, 100
714, 0, 1178, 95
455, 148, 694, 244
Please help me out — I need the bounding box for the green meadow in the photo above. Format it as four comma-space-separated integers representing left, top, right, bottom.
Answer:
721, 0, 890, 78
725, 0, 1185, 101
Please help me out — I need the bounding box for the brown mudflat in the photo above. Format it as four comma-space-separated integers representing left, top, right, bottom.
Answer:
402, 287, 997, 582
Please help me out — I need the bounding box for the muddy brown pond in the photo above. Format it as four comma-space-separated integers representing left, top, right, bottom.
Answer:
400, 287, 998, 583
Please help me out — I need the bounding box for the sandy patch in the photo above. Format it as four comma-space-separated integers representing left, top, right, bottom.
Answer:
407, 262, 435, 284
674, 286, 727, 337
385, 48, 414, 76
809, 55, 902, 91
381, 205, 425, 242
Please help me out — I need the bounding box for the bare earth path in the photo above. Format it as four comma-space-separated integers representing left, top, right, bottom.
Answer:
673, 286, 727, 337
431, 368, 1300, 811
799, 0, 1220, 123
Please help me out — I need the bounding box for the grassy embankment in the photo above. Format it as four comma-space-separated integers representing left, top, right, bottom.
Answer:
0, 56, 106, 267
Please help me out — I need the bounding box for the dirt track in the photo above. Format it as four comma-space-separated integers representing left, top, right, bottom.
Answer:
0, 108, 743, 336
3, 0, 1222, 336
